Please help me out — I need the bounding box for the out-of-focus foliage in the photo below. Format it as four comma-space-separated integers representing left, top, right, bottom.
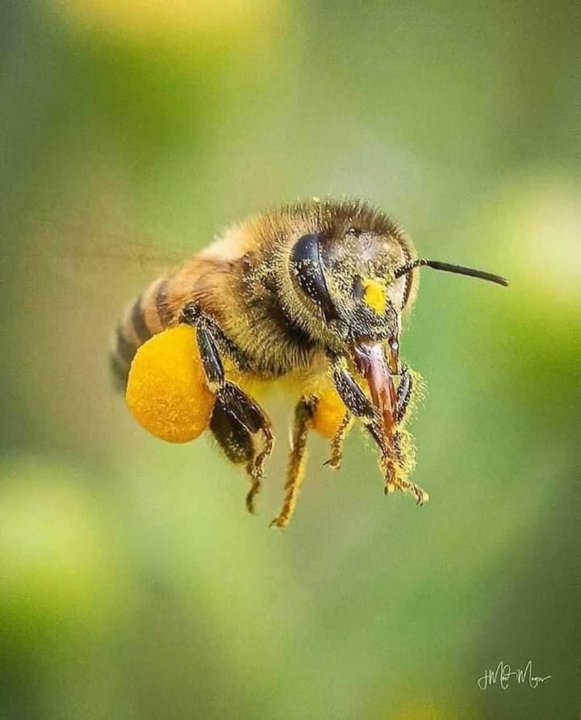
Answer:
0, 1, 577, 719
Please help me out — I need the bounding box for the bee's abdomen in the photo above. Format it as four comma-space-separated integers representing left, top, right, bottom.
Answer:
109, 276, 175, 390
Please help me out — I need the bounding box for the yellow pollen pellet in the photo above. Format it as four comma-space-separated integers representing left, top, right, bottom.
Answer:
362, 277, 387, 315
312, 388, 351, 439
126, 325, 215, 443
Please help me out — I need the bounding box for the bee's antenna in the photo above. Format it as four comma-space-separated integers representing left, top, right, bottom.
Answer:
393, 258, 509, 287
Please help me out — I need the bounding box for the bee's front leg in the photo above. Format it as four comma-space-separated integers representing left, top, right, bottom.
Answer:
330, 359, 387, 453
330, 357, 395, 483
330, 357, 428, 506
180, 302, 273, 514
395, 363, 413, 424
391, 364, 428, 503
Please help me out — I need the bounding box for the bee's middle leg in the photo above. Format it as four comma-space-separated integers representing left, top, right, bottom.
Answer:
323, 411, 352, 469
270, 397, 314, 529
180, 302, 273, 513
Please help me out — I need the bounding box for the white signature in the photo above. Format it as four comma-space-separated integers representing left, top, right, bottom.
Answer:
477, 660, 551, 690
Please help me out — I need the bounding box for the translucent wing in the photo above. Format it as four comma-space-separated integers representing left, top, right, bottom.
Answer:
32, 219, 194, 288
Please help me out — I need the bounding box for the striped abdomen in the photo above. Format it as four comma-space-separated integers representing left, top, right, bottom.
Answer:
110, 276, 175, 390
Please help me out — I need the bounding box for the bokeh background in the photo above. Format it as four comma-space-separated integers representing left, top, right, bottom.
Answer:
0, 1, 578, 718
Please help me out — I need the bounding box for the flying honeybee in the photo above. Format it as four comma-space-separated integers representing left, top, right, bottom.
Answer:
111, 199, 508, 527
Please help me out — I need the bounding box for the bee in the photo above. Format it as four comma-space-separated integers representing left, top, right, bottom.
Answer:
111, 199, 508, 527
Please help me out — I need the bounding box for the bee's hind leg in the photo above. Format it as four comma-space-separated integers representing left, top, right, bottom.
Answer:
180, 302, 273, 514
216, 383, 274, 513
209, 403, 265, 514
270, 397, 315, 529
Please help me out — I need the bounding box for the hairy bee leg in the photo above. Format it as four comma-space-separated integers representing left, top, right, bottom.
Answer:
400, 478, 428, 505
396, 364, 412, 424
332, 360, 428, 504
331, 360, 398, 486
392, 366, 427, 503
180, 302, 273, 513
332, 362, 397, 487
213, 394, 274, 493
180, 301, 250, 372
213, 383, 274, 514
331, 362, 386, 453
378, 437, 427, 503
390, 365, 416, 490
323, 412, 352, 469
383, 455, 428, 504
330, 357, 411, 447
209, 403, 263, 514
270, 398, 314, 529
380, 430, 423, 500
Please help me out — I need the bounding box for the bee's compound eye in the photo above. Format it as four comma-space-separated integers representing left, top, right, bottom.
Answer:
126, 326, 215, 443
290, 233, 338, 321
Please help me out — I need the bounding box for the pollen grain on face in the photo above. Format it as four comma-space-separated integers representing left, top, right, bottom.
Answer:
361, 277, 387, 316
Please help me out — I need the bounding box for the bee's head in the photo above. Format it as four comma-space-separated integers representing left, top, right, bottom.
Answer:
286, 200, 508, 355
289, 227, 411, 350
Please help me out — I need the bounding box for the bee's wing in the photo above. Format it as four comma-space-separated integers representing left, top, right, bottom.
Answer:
32, 220, 192, 288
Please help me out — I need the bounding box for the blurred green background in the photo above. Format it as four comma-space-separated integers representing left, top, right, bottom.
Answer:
0, 1, 578, 718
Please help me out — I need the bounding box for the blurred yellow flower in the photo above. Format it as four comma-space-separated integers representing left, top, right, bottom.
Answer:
0, 458, 132, 636
476, 175, 580, 307
389, 700, 462, 720
514, 180, 580, 303
52, 0, 283, 43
